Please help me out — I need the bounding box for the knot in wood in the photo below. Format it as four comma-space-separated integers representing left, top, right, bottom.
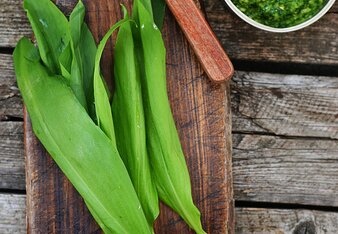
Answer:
292, 220, 316, 234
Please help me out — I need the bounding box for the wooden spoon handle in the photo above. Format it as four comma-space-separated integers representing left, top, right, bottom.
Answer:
165, 0, 234, 82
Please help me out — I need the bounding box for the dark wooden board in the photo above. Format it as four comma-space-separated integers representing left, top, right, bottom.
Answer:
24, 0, 234, 233
235, 208, 338, 233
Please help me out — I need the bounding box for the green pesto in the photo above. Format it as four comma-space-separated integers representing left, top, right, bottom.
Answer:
232, 0, 328, 28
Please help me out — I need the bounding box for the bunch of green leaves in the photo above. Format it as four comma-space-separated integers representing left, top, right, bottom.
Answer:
15, 0, 205, 232
129, 0, 206, 233
15, 0, 152, 233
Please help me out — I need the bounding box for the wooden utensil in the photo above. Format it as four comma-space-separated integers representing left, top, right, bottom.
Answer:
166, 0, 234, 82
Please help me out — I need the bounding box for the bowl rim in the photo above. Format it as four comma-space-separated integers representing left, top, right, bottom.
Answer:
224, 0, 336, 33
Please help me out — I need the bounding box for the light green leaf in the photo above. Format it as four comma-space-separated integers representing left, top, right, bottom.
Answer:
14, 37, 152, 234
112, 7, 159, 225
133, 1, 206, 233
94, 19, 128, 143
59, 42, 72, 80
68, 1, 88, 110
23, 0, 70, 74
69, 0, 85, 48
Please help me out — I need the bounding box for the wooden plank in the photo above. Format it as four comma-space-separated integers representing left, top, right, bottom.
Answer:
3, 195, 338, 234
0, 0, 31, 47
4, 124, 338, 207
155, 11, 234, 234
2, 69, 338, 203
233, 134, 338, 206
0, 122, 25, 190
0, 194, 26, 234
231, 71, 338, 139
236, 208, 338, 233
0, 54, 23, 120
1, 0, 337, 67
4, 58, 338, 138
205, 0, 338, 65
24, 0, 234, 233
5, 63, 338, 138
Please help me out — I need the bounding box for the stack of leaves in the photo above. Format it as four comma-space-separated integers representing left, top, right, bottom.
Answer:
14, 0, 205, 233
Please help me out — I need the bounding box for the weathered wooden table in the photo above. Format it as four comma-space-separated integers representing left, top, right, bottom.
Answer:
1, 0, 338, 233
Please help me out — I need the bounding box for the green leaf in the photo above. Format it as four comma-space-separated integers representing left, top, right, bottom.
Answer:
14, 37, 152, 234
59, 42, 72, 80
133, 2, 206, 233
69, 50, 88, 110
69, 0, 85, 48
112, 7, 159, 225
79, 23, 97, 119
68, 0, 88, 111
23, 0, 70, 74
132, 0, 166, 30
64, 1, 97, 117
151, 0, 166, 30
94, 19, 128, 143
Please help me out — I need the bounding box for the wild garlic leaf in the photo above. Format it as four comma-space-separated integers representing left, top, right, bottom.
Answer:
69, 0, 85, 48
14, 37, 152, 234
23, 0, 70, 74
94, 19, 128, 143
112, 7, 159, 226
59, 43, 72, 80
133, 1, 206, 233
68, 0, 88, 110
151, 0, 166, 30
79, 23, 97, 119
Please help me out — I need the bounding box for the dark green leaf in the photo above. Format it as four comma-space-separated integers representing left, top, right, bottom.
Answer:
151, 0, 166, 30
79, 23, 97, 119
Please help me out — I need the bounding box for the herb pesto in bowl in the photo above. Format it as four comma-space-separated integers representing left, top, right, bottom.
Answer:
225, 0, 336, 32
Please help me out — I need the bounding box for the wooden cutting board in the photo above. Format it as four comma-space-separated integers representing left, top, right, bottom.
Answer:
24, 0, 234, 233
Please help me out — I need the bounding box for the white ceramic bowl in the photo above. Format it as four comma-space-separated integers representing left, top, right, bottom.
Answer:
224, 0, 336, 32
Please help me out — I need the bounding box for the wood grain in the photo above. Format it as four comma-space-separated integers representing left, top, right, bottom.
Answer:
3, 123, 338, 207
166, 0, 234, 82
0, 0, 31, 47
205, 0, 338, 65
154, 10, 234, 234
3, 195, 338, 234
0, 122, 24, 190
232, 71, 338, 139
233, 133, 338, 206
3, 70, 338, 206
24, 0, 234, 233
0, 54, 23, 120
0, 194, 26, 234
4, 50, 338, 138
3, 0, 338, 68
236, 208, 338, 234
